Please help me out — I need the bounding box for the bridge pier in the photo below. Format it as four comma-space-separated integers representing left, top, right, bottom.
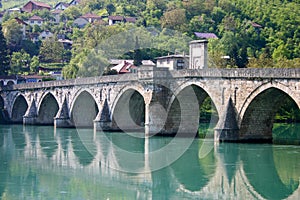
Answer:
23, 99, 37, 125
214, 98, 239, 142
54, 97, 72, 128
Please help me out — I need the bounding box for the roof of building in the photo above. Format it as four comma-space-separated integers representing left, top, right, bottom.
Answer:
15, 17, 28, 25
125, 17, 137, 23
156, 54, 189, 60
194, 32, 218, 39
109, 59, 155, 66
55, 2, 70, 9
29, 1, 51, 9
52, 9, 63, 14
111, 61, 137, 73
69, 0, 81, 4
58, 39, 73, 44
29, 15, 44, 21
108, 15, 124, 21
0, 75, 19, 80
82, 13, 102, 19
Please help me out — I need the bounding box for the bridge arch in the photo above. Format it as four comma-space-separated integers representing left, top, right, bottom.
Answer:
165, 81, 220, 135
11, 94, 28, 123
37, 92, 59, 125
239, 82, 299, 140
111, 84, 146, 131
70, 89, 99, 128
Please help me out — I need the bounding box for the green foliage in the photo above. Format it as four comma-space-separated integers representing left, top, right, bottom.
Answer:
2, 19, 23, 51
39, 36, 65, 63
0, 24, 9, 75
9, 50, 30, 74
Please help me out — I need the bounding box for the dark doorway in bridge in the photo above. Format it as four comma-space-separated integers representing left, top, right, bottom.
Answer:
166, 85, 219, 137
37, 93, 59, 125
71, 91, 99, 128
11, 95, 28, 124
240, 87, 300, 144
112, 89, 145, 132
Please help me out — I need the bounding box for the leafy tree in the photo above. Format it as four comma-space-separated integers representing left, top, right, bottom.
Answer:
10, 50, 30, 74
106, 3, 116, 15
161, 8, 187, 31
0, 24, 9, 75
30, 56, 40, 73
2, 19, 23, 52
39, 37, 65, 63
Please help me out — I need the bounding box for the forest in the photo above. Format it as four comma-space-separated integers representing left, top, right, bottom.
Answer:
0, 0, 299, 78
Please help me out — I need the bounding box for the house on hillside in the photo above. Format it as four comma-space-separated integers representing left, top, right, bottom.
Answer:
51, 9, 62, 24
156, 54, 189, 70
108, 16, 137, 25
81, 13, 102, 23
54, 2, 69, 10
22, 1, 51, 13
27, 15, 44, 26
39, 30, 53, 40
74, 13, 104, 28
108, 16, 124, 25
73, 17, 89, 28
69, 0, 81, 6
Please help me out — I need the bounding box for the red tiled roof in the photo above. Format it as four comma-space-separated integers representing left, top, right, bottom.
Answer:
52, 9, 63, 14
108, 15, 124, 21
31, 1, 51, 9
82, 13, 102, 19
29, 15, 44, 21
194, 32, 218, 39
125, 17, 137, 23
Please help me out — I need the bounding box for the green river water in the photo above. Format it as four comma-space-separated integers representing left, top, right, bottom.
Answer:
0, 124, 300, 199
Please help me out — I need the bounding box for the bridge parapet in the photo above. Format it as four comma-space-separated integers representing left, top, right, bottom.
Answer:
170, 68, 300, 79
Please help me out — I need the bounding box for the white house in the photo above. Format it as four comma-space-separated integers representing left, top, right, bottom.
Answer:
54, 2, 69, 10
27, 15, 44, 26
39, 30, 53, 40
51, 9, 62, 24
156, 54, 189, 70
73, 17, 89, 28
69, 0, 81, 6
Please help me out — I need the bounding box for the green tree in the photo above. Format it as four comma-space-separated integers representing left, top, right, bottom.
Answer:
39, 37, 65, 63
10, 50, 31, 74
30, 56, 40, 73
0, 24, 9, 75
2, 19, 23, 51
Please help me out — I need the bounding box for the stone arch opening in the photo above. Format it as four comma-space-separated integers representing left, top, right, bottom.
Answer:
7, 81, 14, 86
37, 93, 59, 125
11, 95, 28, 123
112, 89, 145, 132
240, 87, 300, 142
71, 91, 99, 128
166, 84, 219, 137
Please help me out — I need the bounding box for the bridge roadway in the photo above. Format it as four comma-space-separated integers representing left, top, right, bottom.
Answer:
1, 67, 300, 142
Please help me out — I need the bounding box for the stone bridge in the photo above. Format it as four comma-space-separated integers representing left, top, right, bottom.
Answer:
0, 67, 299, 142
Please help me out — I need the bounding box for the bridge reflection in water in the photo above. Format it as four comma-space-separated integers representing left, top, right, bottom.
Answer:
0, 125, 300, 199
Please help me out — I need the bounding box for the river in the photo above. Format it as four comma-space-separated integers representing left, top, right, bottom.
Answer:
0, 124, 300, 199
